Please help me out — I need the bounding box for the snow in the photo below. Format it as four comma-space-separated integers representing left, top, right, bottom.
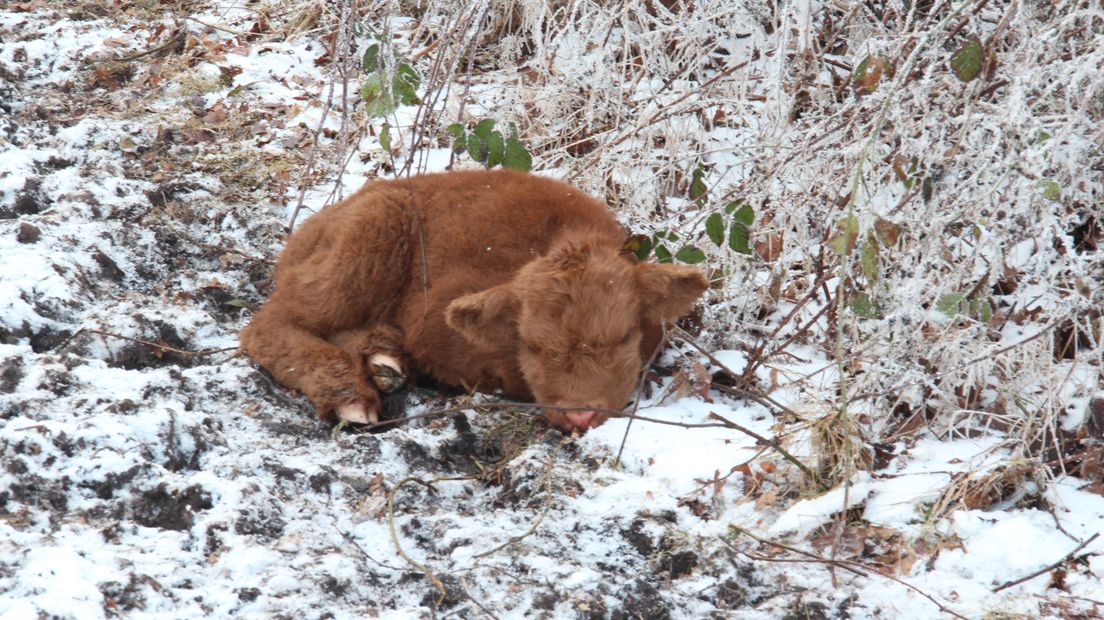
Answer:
1, 1, 1102, 618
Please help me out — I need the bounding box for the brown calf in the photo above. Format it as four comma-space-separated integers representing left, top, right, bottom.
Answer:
239, 170, 708, 432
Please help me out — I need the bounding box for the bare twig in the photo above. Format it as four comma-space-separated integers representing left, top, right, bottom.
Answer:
455, 576, 502, 620
288, 1, 350, 229
62, 328, 237, 359
614, 326, 669, 466
332, 522, 404, 571
358, 400, 734, 433
472, 439, 564, 559
95, 27, 186, 64
727, 527, 969, 620
706, 411, 820, 486
850, 319, 1063, 403
666, 325, 803, 421
386, 473, 475, 606
992, 532, 1100, 593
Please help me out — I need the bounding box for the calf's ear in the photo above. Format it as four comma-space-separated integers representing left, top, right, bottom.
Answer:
636, 263, 710, 323
445, 284, 520, 349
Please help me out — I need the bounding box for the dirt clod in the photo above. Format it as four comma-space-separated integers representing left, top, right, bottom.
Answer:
132, 483, 212, 531
16, 222, 40, 243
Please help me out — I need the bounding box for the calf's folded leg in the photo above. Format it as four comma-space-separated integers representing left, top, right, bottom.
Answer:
239, 190, 415, 424
241, 310, 384, 424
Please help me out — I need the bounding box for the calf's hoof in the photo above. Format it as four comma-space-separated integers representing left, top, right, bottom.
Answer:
336, 400, 379, 425
368, 353, 406, 394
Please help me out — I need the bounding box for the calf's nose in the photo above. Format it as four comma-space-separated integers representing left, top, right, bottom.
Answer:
563, 409, 603, 430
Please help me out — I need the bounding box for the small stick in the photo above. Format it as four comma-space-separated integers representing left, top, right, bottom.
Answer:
288, 2, 347, 229
992, 532, 1100, 593
359, 401, 734, 433
96, 28, 186, 64
387, 474, 473, 606
728, 528, 969, 620
705, 411, 820, 486
850, 319, 1061, 403
615, 328, 669, 466
472, 439, 564, 559
456, 576, 502, 620
665, 326, 824, 487
62, 328, 237, 358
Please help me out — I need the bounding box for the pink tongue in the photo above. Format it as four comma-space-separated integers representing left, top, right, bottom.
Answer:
565, 410, 598, 429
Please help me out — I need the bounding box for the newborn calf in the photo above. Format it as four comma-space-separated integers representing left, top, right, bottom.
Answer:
239, 170, 708, 432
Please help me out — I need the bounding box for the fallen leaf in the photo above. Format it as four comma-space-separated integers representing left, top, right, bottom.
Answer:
367, 472, 384, 495
677, 496, 710, 519
754, 234, 783, 262
10, 0, 47, 11
204, 102, 228, 124
753, 488, 778, 510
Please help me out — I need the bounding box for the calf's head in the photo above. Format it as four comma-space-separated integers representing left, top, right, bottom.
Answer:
445, 239, 709, 432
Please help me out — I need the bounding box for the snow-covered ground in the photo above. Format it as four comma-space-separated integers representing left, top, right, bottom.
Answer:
1, 1, 1101, 618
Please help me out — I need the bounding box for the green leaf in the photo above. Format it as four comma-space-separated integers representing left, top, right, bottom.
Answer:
654, 244, 673, 263
473, 118, 496, 139
394, 63, 420, 105
379, 123, 391, 151
485, 131, 505, 168
1035, 129, 1051, 143
705, 212, 725, 246
853, 56, 870, 82
217, 66, 237, 87
445, 123, 466, 151
362, 43, 381, 72
921, 175, 933, 202
951, 36, 984, 82
850, 293, 880, 319
860, 230, 879, 284
936, 293, 967, 317
1038, 179, 1060, 201
625, 234, 653, 261
829, 214, 859, 255
732, 203, 754, 226
331, 420, 349, 440
675, 245, 706, 264
507, 121, 520, 140
723, 201, 741, 215
361, 72, 384, 103
971, 296, 993, 323
361, 73, 400, 117
224, 298, 251, 308
503, 137, 532, 171
689, 165, 707, 201
729, 221, 752, 255
467, 133, 486, 163
854, 55, 892, 94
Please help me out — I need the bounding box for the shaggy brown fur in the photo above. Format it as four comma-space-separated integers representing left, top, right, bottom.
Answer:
239, 169, 708, 432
